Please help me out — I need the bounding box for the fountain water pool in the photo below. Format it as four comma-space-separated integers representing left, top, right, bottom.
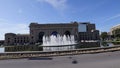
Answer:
42, 35, 76, 51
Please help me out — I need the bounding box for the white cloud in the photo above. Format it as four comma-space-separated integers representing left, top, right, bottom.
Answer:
0, 20, 29, 40
105, 14, 120, 22
37, 0, 67, 11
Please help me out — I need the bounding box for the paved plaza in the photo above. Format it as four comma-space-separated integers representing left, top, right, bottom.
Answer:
0, 51, 120, 68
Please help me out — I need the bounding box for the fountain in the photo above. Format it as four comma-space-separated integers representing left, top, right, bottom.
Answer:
42, 35, 76, 51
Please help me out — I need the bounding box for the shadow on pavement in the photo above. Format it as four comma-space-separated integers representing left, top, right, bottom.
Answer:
72, 60, 78, 64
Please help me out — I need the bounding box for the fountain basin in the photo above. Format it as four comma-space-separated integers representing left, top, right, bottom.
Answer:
42, 35, 77, 51
42, 44, 77, 51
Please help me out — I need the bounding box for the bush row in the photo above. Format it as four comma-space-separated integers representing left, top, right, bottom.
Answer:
111, 41, 120, 45
5, 45, 43, 52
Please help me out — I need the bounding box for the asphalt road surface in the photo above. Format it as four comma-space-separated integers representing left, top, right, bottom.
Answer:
1, 51, 120, 68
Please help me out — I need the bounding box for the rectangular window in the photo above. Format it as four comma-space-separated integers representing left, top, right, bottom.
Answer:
78, 24, 87, 32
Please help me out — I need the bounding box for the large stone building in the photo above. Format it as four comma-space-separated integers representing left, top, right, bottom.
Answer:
4, 22, 100, 47
110, 24, 120, 35
29, 22, 78, 44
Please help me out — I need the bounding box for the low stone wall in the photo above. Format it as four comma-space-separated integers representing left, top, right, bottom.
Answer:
0, 45, 120, 60
77, 42, 100, 48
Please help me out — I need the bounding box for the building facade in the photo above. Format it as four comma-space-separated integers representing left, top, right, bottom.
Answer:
0, 40, 4, 46
78, 23, 100, 47
4, 22, 100, 47
29, 22, 78, 44
5, 33, 30, 45
78, 23, 100, 41
110, 24, 120, 35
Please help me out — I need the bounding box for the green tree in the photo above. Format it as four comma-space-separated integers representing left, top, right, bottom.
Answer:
100, 32, 108, 41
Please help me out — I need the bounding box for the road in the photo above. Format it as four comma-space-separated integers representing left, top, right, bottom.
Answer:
0, 51, 120, 68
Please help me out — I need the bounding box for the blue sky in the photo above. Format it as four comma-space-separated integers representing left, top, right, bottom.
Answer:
0, 0, 120, 40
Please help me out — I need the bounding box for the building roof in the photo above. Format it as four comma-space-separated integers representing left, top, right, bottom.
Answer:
16, 34, 30, 36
